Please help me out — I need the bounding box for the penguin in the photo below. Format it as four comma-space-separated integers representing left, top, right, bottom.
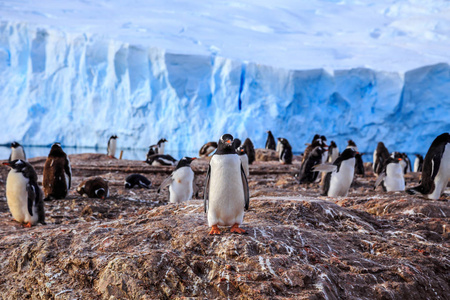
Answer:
154, 138, 168, 154
3, 160, 45, 227
146, 154, 177, 166
43, 143, 72, 200
319, 135, 328, 164
232, 138, 242, 150
327, 141, 339, 163
237, 146, 249, 178
204, 134, 249, 235
346, 140, 358, 152
158, 157, 196, 203
313, 148, 356, 197
407, 133, 450, 199
107, 135, 118, 158
242, 138, 255, 165
265, 131, 276, 150
147, 145, 157, 159
77, 177, 109, 199
199, 142, 218, 157
374, 157, 405, 192
9, 142, 26, 162
277, 138, 293, 164
355, 153, 365, 177
298, 142, 325, 184
124, 174, 152, 189
373, 142, 390, 176
413, 154, 424, 173
402, 153, 412, 173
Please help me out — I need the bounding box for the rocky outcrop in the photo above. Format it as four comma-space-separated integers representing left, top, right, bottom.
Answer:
0, 154, 448, 299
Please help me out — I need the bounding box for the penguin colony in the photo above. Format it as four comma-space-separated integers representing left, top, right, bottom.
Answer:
2, 132, 449, 234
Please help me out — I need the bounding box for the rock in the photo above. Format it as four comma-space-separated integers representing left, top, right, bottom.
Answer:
255, 148, 279, 161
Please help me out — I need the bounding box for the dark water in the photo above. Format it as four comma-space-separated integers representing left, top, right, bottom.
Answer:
0, 146, 198, 161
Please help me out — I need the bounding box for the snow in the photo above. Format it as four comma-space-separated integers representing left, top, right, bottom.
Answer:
0, 1, 449, 158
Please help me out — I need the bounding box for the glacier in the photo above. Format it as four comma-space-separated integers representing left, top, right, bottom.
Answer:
0, 22, 449, 158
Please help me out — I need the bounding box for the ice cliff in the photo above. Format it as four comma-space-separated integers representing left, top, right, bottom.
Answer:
0, 22, 449, 156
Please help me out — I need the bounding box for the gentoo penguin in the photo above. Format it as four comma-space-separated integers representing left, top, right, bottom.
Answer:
327, 141, 339, 163
146, 154, 177, 166
277, 138, 293, 164
402, 153, 412, 173
373, 142, 390, 176
355, 153, 365, 177
3, 160, 45, 227
147, 145, 157, 159
199, 142, 218, 157
237, 146, 249, 178
107, 135, 118, 158
124, 174, 152, 189
407, 133, 450, 199
314, 148, 356, 197
298, 142, 325, 184
9, 142, 26, 161
375, 157, 405, 192
43, 143, 72, 200
265, 131, 276, 150
233, 138, 242, 150
158, 157, 196, 203
204, 134, 249, 235
153, 138, 168, 154
413, 154, 424, 173
242, 138, 255, 165
77, 177, 109, 199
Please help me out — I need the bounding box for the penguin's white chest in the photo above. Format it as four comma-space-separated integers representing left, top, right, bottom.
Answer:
6, 170, 37, 224
239, 154, 249, 178
385, 163, 405, 191
208, 154, 245, 227
328, 158, 355, 197
11, 147, 26, 161
413, 157, 421, 173
169, 167, 194, 203
108, 140, 117, 156
429, 143, 450, 199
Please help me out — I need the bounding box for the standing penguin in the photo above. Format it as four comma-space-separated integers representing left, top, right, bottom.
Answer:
199, 142, 218, 157
374, 157, 405, 192
43, 143, 72, 200
107, 135, 118, 158
327, 141, 339, 163
154, 138, 168, 154
355, 153, 365, 177
242, 138, 255, 165
125, 174, 152, 189
265, 131, 276, 150
347, 140, 358, 152
314, 148, 356, 197
3, 160, 45, 227
158, 157, 196, 203
204, 134, 249, 235
277, 138, 293, 164
237, 146, 249, 178
373, 142, 390, 176
77, 177, 109, 199
407, 133, 450, 199
299, 141, 325, 184
9, 142, 26, 162
413, 154, 424, 173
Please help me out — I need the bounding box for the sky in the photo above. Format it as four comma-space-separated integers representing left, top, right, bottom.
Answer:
1, 0, 449, 73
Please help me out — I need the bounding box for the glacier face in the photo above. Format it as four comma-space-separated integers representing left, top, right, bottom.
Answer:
0, 22, 449, 158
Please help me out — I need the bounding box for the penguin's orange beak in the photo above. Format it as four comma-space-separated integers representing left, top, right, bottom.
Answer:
2, 162, 10, 166
192, 157, 197, 160
226, 140, 232, 144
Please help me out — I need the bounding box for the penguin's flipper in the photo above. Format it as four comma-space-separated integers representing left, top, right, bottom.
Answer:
26, 183, 36, 216
64, 158, 72, 189
374, 173, 386, 189
157, 175, 173, 193
312, 164, 337, 173
241, 164, 250, 210
204, 165, 211, 213
139, 180, 151, 189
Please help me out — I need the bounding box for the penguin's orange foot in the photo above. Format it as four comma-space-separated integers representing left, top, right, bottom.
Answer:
209, 225, 221, 235
230, 224, 246, 234
23, 222, 32, 228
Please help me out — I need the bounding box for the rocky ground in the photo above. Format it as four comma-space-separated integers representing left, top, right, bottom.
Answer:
0, 150, 448, 299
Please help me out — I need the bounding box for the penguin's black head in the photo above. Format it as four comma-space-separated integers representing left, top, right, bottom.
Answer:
237, 146, 247, 156
125, 182, 132, 189
312, 134, 321, 143
176, 156, 196, 169
3, 159, 27, 171
49, 143, 66, 157
340, 148, 357, 160
329, 141, 337, 148
391, 151, 402, 159
158, 138, 168, 145
110, 135, 118, 139
11, 142, 21, 148
347, 140, 357, 147
216, 134, 235, 154
95, 188, 107, 199
232, 138, 242, 150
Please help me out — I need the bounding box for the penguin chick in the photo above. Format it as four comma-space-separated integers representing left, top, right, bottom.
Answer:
3, 160, 45, 227
314, 148, 356, 197
158, 157, 196, 203
43, 143, 72, 201
146, 154, 177, 166
265, 131, 276, 150
9, 142, 26, 162
107, 135, 118, 158
407, 133, 450, 199
77, 177, 109, 199
125, 174, 152, 189
374, 157, 405, 192
204, 134, 249, 235
277, 138, 293, 165
199, 142, 218, 157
